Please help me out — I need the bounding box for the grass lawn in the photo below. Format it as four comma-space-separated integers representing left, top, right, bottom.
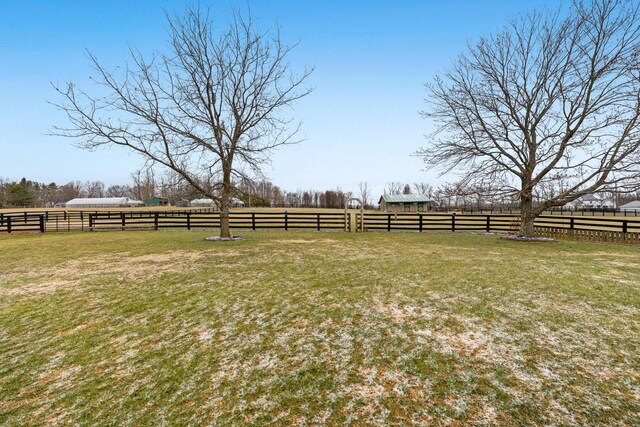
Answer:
1, 231, 639, 425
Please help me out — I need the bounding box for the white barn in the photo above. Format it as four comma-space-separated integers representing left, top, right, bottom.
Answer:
65, 197, 144, 208
190, 198, 216, 207
619, 201, 640, 212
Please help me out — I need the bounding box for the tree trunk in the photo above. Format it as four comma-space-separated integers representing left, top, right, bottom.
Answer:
219, 164, 232, 238
519, 191, 536, 237
219, 194, 231, 238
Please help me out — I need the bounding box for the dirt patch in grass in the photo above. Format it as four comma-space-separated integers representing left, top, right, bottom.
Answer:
2, 280, 78, 297
0, 249, 243, 297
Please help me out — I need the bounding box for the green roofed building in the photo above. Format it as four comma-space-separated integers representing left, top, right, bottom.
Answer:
144, 197, 169, 206
379, 194, 437, 213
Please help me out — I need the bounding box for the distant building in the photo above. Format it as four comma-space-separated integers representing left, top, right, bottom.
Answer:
65, 197, 144, 208
190, 198, 216, 207
378, 194, 437, 213
144, 197, 169, 207
230, 197, 245, 208
619, 200, 640, 212
564, 194, 616, 210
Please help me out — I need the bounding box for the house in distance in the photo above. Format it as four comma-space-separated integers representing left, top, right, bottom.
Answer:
619, 200, 640, 213
144, 197, 169, 207
563, 194, 616, 210
379, 194, 437, 213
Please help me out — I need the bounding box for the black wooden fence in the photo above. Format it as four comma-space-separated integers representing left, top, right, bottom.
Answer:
361, 212, 640, 233
361, 212, 640, 243
87, 211, 349, 232
361, 212, 517, 232
0, 208, 215, 232
3, 209, 640, 243
0, 213, 45, 233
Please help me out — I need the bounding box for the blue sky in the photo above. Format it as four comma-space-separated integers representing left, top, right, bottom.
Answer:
0, 0, 546, 197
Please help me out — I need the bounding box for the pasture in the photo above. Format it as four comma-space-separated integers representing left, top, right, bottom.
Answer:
1, 231, 639, 425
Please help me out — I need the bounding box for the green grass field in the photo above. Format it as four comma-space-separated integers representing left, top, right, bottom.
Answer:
1, 231, 639, 425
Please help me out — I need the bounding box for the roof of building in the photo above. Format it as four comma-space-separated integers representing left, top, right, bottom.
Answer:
65, 197, 144, 206
580, 194, 600, 201
379, 194, 434, 203
620, 200, 640, 209
190, 198, 215, 204
66, 197, 129, 206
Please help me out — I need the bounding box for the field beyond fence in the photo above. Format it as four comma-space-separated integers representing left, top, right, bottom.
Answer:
1, 209, 640, 244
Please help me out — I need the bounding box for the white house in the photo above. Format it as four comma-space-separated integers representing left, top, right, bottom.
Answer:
230, 197, 245, 208
65, 197, 144, 208
563, 194, 615, 210
619, 200, 640, 212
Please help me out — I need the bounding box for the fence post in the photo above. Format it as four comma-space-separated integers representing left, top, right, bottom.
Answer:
39, 215, 45, 233
284, 211, 288, 231
121, 212, 126, 230
570, 217, 575, 230
154, 212, 159, 230
486, 215, 490, 232
187, 212, 191, 230
419, 213, 423, 232
387, 214, 391, 232
252, 213, 256, 231
451, 212, 456, 232
317, 213, 320, 231
7, 216, 11, 233
623, 220, 628, 234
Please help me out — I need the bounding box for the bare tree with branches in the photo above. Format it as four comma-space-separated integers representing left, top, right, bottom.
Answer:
358, 181, 371, 209
418, 0, 640, 235
384, 182, 405, 195
52, 5, 312, 238
413, 182, 433, 198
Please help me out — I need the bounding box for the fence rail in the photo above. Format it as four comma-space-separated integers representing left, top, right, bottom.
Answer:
433, 207, 640, 216
361, 212, 640, 244
361, 213, 518, 233
1, 208, 215, 232
0, 213, 45, 233
87, 211, 349, 232
2, 209, 640, 244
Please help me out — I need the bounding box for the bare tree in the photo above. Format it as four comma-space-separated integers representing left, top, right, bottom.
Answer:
53, 5, 312, 238
56, 181, 82, 203
358, 181, 371, 209
413, 182, 433, 198
385, 182, 404, 195
83, 180, 105, 198
106, 184, 133, 198
418, 0, 640, 235
131, 169, 157, 202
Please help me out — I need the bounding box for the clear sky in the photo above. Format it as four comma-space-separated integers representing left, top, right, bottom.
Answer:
0, 0, 547, 197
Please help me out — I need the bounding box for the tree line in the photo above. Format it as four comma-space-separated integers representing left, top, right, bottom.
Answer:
0, 172, 364, 209
6, 171, 636, 211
